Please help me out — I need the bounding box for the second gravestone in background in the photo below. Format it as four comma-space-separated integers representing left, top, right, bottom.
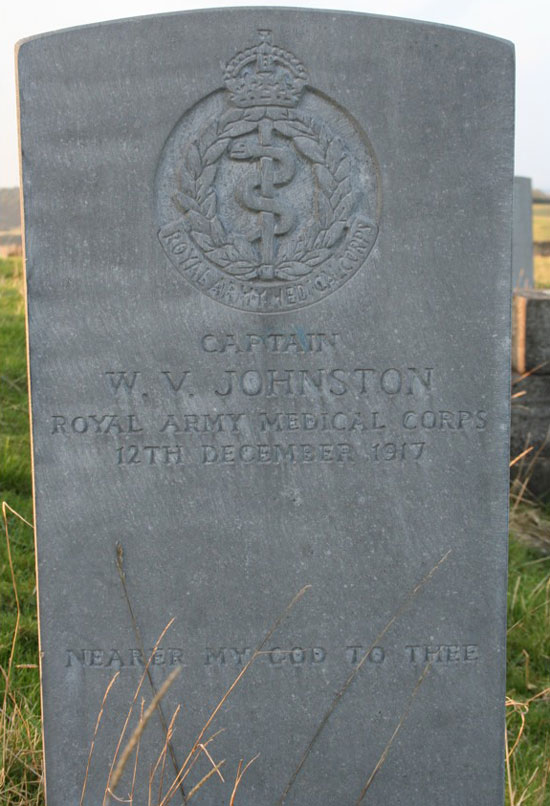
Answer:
512, 176, 534, 289
17, 10, 514, 805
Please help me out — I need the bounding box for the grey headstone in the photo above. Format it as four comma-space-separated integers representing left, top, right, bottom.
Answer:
17, 10, 514, 805
511, 372, 550, 500
512, 176, 534, 289
512, 289, 550, 374
511, 289, 550, 499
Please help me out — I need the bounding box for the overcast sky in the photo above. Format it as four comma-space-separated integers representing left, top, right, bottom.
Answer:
1, 0, 549, 190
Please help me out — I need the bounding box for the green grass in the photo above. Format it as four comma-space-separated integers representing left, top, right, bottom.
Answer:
506, 524, 550, 803
1, 257, 42, 806
1, 255, 549, 804
0, 255, 36, 685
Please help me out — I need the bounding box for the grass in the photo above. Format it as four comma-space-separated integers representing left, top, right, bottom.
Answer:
507, 504, 550, 804
1, 255, 549, 804
1, 256, 41, 806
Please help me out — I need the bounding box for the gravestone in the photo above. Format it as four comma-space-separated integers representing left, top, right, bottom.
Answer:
512, 176, 534, 289
513, 289, 550, 374
511, 289, 550, 499
17, 10, 514, 805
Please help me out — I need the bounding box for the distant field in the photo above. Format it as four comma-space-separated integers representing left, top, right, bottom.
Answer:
534, 256, 550, 288
0, 188, 20, 231
533, 203, 550, 288
533, 202, 550, 242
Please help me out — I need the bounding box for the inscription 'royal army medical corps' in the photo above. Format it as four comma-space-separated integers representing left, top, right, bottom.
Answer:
156, 30, 380, 312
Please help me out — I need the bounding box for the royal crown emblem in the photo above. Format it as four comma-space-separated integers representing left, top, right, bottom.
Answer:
223, 30, 307, 108
156, 30, 380, 313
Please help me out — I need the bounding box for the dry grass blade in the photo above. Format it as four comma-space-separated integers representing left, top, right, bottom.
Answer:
505, 688, 550, 805
517, 767, 540, 806
278, 550, 451, 803
506, 696, 528, 759
108, 791, 133, 803
198, 743, 225, 783
160, 585, 311, 806
355, 662, 432, 803
186, 760, 225, 801
511, 433, 550, 514
80, 671, 120, 805
148, 704, 180, 806
176, 729, 226, 790
156, 706, 181, 804
131, 699, 145, 806
509, 599, 550, 633
103, 618, 175, 804
1, 502, 34, 794
2, 501, 34, 530
108, 666, 182, 796
510, 447, 534, 467
513, 362, 549, 383
191, 584, 311, 750
505, 723, 515, 806
230, 755, 260, 806
115, 542, 184, 801
0, 671, 42, 805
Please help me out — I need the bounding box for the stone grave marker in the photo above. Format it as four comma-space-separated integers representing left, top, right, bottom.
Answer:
511, 289, 550, 499
512, 176, 534, 289
17, 9, 514, 805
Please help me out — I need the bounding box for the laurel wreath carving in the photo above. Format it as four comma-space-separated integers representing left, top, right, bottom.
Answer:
172, 106, 355, 280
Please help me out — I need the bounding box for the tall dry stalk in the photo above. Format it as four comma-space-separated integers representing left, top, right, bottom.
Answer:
79, 584, 311, 805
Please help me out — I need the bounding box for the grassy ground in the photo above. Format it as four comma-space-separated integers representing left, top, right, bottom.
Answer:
0, 257, 42, 805
506, 511, 550, 803
1, 256, 549, 804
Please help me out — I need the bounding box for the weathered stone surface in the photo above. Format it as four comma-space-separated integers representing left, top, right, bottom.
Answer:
17, 10, 513, 805
512, 289, 550, 374
512, 176, 533, 289
511, 373, 550, 499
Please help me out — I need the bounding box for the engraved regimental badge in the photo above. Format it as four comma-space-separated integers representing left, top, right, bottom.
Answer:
156, 30, 380, 313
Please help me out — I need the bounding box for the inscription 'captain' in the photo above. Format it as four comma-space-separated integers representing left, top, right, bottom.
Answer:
201, 332, 339, 353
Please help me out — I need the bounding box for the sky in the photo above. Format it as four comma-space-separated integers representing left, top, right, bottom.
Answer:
1, 0, 549, 191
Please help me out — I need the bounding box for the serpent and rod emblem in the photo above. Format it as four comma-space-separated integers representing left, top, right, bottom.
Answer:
156, 30, 380, 312
229, 119, 296, 275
